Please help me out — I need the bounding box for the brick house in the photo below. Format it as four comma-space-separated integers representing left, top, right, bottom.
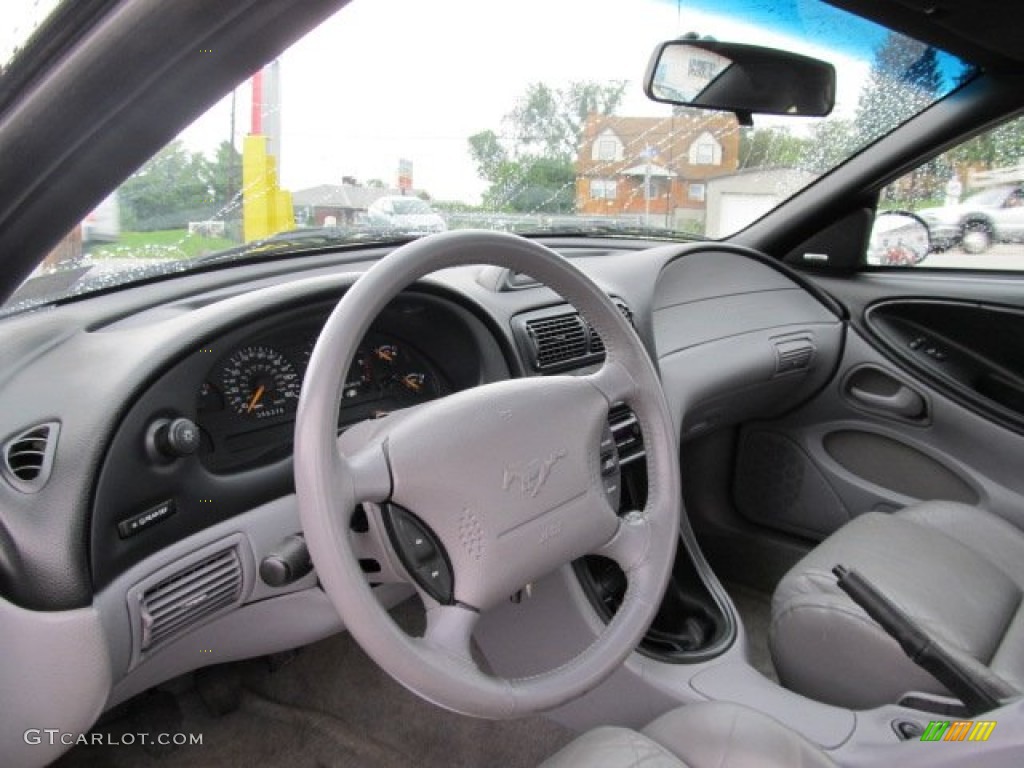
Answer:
575, 112, 739, 229
293, 184, 424, 227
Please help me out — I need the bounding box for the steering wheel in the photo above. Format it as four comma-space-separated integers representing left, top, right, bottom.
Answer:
294, 230, 680, 718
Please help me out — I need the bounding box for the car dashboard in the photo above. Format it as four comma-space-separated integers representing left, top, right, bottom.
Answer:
0, 236, 843, 748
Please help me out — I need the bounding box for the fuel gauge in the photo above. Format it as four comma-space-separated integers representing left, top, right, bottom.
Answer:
397, 372, 426, 395
373, 344, 399, 364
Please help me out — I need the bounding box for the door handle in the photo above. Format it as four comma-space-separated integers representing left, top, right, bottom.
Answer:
848, 383, 925, 419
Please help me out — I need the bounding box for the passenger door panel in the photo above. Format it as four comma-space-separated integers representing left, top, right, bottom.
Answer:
732, 273, 1024, 542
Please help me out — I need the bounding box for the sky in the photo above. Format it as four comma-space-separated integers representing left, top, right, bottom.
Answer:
3, 0, 63, 67
167, 0, 887, 204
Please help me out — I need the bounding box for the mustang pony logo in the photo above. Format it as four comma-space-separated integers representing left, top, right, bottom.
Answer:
502, 450, 567, 498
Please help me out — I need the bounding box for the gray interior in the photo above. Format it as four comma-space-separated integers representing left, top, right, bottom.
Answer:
5, 237, 1024, 766
56, 598, 576, 768
4, 0, 1024, 766
771, 501, 1024, 710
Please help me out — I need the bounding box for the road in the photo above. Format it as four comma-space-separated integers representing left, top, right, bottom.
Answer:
922, 243, 1024, 270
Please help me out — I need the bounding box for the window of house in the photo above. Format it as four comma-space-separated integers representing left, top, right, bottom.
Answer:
592, 130, 623, 163
688, 183, 706, 202
590, 179, 617, 200
872, 115, 1024, 270
689, 132, 721, 166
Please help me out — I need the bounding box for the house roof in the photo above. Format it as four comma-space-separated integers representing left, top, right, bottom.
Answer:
576, 112, 739, 178
292, 184, 423, 210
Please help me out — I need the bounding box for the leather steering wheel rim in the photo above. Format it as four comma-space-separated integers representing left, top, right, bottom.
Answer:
294, 230, 680, 718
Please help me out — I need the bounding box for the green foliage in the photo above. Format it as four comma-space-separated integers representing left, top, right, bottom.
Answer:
949, 118, 1024, 171
481, 156, 576, 214
855, 34, 941, 146
468, 81, 625, 213
738, 126, 807, 170
509, 81, 627, 162
119, 140, 241, 230
801, 119, 858, 174
90, 229, 236, 260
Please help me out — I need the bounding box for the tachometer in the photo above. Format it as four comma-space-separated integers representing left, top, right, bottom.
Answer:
220, 345, 300, 419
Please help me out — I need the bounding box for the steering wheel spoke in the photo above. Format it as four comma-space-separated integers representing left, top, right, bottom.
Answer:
596, 510, 655, 573
585, 358, 639, 407
337, 440, 392, 506
420, 602, 480, 663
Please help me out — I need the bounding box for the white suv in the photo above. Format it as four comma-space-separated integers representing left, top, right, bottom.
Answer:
919, 184, 1024, 254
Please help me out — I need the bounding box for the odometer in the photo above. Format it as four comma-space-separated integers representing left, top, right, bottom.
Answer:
220, 345, 300, 419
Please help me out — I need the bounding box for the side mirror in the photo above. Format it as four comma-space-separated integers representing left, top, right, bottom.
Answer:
868, 211, 931, 266
644, 40, 835, 119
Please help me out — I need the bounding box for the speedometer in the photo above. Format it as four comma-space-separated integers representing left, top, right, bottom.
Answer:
220, 345, 301, 419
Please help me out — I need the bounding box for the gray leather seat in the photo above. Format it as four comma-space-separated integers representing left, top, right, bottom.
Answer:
771, 500, 1024, 708
541, 701, 836, 768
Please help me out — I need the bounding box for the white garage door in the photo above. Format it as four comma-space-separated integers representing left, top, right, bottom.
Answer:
716, 193, 778, 237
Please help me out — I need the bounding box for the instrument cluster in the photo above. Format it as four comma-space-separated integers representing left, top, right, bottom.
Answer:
196, 323, 445, 472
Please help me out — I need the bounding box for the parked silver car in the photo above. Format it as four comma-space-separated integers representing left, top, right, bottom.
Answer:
365, 195, 447, 234
919, 184, 1024, 253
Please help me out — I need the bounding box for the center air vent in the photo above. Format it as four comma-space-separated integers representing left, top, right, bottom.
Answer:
2, 421, 59, 493
588, 302, 634, 356
131, 541, 247, 659
515, 300, 632, 372
525, 313, 589, 369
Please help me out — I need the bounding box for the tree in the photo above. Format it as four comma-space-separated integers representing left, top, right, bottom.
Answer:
801, 119, 858, 174
209, 141, 242, 213
468, 81, 626, 212
468, 130, 508, 180
950, 118, 1024, 172
854, 34, 941, 147
850, 34, 946, 204
119, 140, 239, 230
509, 81, 627, 161
737, 126, 808, 170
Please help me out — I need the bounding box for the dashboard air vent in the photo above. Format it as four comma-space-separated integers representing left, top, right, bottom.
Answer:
138, 545, 244, 652
524, 313, 589, 369
516, 300, 633, 372
774, 336, 815, 374
589, 302, 634, 356
2, 422, 59, 493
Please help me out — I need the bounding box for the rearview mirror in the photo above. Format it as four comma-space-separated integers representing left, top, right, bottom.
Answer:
644, 40, 835, 118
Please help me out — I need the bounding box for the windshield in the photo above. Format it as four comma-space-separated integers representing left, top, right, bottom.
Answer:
4, 0, 974, 313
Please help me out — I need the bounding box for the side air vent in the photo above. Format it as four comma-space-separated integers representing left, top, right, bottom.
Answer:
515, 300, 633, 372
130, 540, 248, 659
774, 335, 815, 375
2, 422, 60, 493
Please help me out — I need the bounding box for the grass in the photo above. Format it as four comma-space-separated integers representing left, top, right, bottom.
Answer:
89, 229, 238, 260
